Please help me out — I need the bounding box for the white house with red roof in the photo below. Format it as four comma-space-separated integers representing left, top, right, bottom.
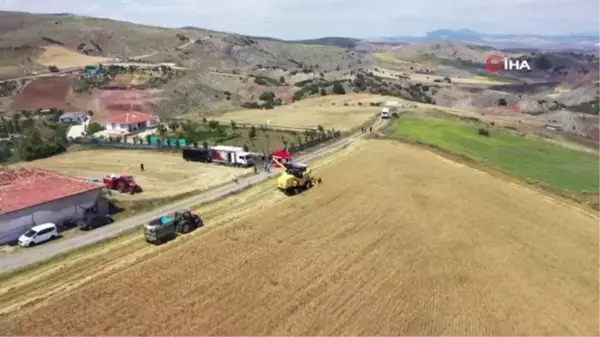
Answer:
106, 112, 160, 134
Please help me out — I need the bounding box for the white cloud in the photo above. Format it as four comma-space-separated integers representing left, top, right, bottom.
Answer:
1, 0, 598, 39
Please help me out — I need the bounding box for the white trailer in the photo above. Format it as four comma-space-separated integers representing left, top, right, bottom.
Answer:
209, 145, 254, 167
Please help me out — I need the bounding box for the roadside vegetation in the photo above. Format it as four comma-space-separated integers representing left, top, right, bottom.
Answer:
88, 118, 340, 154
0, 108, 71, 163
393, 116, 599, 193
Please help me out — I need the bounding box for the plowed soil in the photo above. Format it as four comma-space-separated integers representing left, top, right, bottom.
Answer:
10, 76, 74, 111
0, 140, 597, 336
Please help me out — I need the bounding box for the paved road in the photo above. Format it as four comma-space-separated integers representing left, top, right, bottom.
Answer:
0, 119, 385, 274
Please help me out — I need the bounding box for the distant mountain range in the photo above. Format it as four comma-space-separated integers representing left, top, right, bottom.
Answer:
376, 29, 599, 51
182, 26, 598, 52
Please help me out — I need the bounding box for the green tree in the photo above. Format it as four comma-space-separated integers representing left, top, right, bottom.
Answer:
320, 88, 327, 96
86, 122, 105, 136
310, 84, 319, 95
6, 119, 14, 134
293, 91, 304, 102
0, 142, 12, 162
332, 82, 346, 95
208, 120, 219, 130
12, 114, 21, 133
230, 120, 237, 129
157, 124, 167, 136
248, 125, 257, 140
261, 101, 274, 109
259, 91, 275, 101
21, 117, 34, 130
16, 127, 65, 161
279, 76, 285, 84
146, 134, 152, 144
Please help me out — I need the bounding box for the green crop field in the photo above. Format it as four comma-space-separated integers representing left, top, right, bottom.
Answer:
394, 117, 599, 193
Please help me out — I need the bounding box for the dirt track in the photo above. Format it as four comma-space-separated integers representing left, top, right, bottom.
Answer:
0, 140, 597, 336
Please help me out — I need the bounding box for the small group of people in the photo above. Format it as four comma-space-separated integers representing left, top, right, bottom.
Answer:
360, 127, 373, 133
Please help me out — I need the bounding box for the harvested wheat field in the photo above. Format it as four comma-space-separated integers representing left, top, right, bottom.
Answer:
14, 149, 247, 200
1, 140, 598, 336
35, 45, 112, 69
213, 94, 385, 131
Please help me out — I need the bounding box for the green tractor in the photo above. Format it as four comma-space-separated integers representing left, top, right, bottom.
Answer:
144, 209, 203, 244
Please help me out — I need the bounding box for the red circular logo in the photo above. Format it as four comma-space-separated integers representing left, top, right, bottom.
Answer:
486, 55, 504, 73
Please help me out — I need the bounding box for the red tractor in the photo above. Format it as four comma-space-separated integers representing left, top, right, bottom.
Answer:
103, 174, 142, 194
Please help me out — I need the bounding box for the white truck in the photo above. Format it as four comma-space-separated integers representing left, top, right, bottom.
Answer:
381, 101, 399, 119
209, 145, 254, 167
380, 107, 392, 119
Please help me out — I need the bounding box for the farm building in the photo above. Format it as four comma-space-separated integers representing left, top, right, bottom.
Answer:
58, 112, 89, 124
105, 112, 160, 134
0, 168, 109, 245
85, 65, 100, 77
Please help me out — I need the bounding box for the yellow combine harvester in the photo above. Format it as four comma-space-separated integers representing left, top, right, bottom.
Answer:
273, 157, 321, 195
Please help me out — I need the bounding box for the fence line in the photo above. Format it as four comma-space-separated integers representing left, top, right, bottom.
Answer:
159, 117, 325, 133
71, 131, 342, 153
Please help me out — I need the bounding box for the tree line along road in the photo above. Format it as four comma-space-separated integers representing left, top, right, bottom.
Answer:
0, 118, 387, 274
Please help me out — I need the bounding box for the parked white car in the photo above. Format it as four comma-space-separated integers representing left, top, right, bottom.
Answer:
18, 223, 59, 247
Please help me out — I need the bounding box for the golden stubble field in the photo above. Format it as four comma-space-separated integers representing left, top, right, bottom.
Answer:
212, 94, 386, 131
35, 45, 113, 69
14, 149, 248, 200
370, 67, 508, 86
1, 140, 598, 336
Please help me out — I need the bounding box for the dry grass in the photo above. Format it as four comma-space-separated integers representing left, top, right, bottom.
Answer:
211, 94, 383, 131
1, 140, 597, 336
35, 45, 112, 69
371, 68, 506, 85
13, 149, 248, 200
111, 74, 151, 86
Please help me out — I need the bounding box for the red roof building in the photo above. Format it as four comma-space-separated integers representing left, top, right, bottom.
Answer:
106, 112, 160, 134
0, 168, 104, 215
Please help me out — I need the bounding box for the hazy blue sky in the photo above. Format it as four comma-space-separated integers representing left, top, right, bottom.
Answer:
1, 0, 599, 39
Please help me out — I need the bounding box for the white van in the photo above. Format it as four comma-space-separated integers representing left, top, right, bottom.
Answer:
18, 223, 59, 247
381, 107, 391, 119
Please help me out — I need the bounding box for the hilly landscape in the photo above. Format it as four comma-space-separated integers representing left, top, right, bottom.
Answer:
0, 11, 598, 143
0, 8, 599, 337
